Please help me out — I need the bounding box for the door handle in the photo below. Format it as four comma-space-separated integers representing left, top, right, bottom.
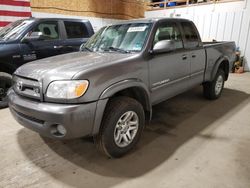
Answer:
182, 54, 187, 60
192, 54, 196, 58
54, 45, 64, 49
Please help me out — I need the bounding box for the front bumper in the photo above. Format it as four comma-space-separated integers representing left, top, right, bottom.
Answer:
8, 89, 97, 139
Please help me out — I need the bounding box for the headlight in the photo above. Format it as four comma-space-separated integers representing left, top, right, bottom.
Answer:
46, 80, 89, 99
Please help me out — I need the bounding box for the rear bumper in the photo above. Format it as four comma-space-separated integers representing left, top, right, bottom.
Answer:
8, 89, 97, 139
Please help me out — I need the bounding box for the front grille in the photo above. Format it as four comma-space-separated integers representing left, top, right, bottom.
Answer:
13, 75, 42, 101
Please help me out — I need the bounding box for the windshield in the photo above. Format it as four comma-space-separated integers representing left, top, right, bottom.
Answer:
83, 23, 151, 53
0, 20, 34, 41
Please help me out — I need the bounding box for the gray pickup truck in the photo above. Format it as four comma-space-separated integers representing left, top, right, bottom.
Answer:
8, 18, 236, 158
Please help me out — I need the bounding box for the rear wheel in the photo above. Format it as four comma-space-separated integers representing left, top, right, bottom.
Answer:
0, 72, 12, 109
95, 97, 145, 158
203, 69, 225, 100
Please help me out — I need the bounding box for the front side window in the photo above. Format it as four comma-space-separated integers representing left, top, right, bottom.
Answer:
153, 22, 183, 49
64, 21, 89, 39
84, 23, 151, 53
31, 21, 59, 40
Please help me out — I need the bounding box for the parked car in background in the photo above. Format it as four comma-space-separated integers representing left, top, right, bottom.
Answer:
0, 18, 94, 108
8, 18, 236, 158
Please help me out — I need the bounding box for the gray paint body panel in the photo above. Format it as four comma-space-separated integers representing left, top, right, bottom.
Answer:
8, 89, 96, 138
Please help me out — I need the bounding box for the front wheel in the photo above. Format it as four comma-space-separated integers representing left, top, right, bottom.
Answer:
94, 97, 145, 158
0, 72, 12, 109
203, 69, 225, 100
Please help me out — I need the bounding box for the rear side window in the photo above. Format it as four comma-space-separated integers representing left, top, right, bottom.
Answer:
181, 22, 199, 48
64, 21, 89, 39
32, 21, 59, 40
154, 22, 183, 50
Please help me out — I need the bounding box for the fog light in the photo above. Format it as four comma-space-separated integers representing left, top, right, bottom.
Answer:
57, 125, 67, 135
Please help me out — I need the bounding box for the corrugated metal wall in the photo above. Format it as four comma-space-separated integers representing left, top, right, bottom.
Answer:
145, 1, 250, 71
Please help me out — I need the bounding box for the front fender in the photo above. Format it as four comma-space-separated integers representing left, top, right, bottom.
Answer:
99, 79, 150, 100
92, 79, 151, 135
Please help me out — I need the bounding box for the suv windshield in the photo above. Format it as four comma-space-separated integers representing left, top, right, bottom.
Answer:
83, 23, 151, 53
0, 20, 34, 41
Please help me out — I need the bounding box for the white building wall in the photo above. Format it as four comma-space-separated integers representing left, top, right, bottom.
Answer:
145, 1, 250, 71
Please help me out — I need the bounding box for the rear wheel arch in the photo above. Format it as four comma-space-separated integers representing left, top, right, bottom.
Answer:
203, 69, 225, 100
219, 60, 229, 80
211, 58, 229, 81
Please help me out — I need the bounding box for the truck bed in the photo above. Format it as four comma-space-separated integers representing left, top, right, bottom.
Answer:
203, 41, 236, 81
203, 41, 235, 47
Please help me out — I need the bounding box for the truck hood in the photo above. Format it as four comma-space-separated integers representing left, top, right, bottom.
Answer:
15, 51, 133, 81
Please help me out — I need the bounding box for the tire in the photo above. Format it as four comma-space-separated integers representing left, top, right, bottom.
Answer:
94, 96, 145, 158
0, 72, 12, 109
203, 69, 225, 100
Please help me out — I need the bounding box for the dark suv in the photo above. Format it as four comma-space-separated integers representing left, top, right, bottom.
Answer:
0, 18, 94, 108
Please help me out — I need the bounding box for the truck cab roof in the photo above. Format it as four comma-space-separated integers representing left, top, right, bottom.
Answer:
20, 17, 92, 23
111, 17, 192, 25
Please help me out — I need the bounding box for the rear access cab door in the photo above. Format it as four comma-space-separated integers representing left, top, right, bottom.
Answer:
179, 21, 206, 87
61, 20, 94, 52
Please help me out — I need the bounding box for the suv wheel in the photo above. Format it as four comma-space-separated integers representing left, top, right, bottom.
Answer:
203, 69, 225, 100
0, 72, 12, 109
95, 97, 145, 158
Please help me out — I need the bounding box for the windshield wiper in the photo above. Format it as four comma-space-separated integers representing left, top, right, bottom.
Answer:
106, 46, 131, 53
82, 46, 93, 52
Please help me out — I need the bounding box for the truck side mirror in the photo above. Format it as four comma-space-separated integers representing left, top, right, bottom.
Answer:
22, 32, 45, 43
152, 40, 176, 54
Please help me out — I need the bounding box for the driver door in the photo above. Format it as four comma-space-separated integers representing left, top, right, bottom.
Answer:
20, 21, 64, 63
148, 21, 190, 105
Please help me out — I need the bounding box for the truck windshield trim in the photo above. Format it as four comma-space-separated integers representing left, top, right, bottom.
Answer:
0, 20, 34, 41
83, 23, 152, 53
